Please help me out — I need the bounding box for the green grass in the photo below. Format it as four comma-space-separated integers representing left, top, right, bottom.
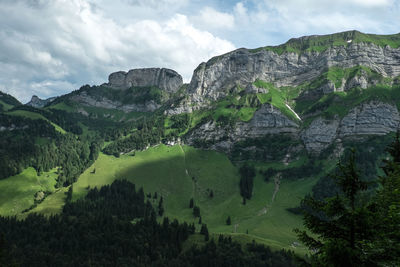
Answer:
254, 80, 301, 121
0, 143, 343, 254
6, 110, 66, 134
0, 100, 14, 111
250, 31, 400, 55
301, 84, 400, 119
21, 144, 315, 253
0, 167, 58, 216
23, 187, 68, 217
46, 101, 77, 112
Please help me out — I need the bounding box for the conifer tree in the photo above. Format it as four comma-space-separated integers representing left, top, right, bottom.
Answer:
200, 224, 209, 241
295, 150, 373, 266
368, 132, 400, 265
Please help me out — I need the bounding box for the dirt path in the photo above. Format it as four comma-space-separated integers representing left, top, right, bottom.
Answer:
258, 173, 281, 216
179, 144, 195, 197
271, 174, 281, 203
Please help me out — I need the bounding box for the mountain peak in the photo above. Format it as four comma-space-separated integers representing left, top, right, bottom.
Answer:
26, 95, 56, 108
106, 67, 183, 93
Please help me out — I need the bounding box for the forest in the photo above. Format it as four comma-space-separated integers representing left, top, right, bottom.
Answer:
0, 180, 298, 267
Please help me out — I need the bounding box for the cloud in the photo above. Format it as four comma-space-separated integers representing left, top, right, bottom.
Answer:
0, 0, 235, 102
192, 7, 235, 29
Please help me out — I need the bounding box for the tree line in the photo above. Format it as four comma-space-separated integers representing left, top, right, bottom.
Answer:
0, 180, 298, 266
296, 134, 400, 266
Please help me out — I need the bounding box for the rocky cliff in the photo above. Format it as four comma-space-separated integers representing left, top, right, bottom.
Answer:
64, 68, 184, 113
106, 68, 183, 93
50, 31, 400, 156
179, 31, 400, 155
187, 41, 400, 107
26, 95, 56, 108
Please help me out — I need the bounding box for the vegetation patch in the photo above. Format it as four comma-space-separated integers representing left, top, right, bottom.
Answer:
250, 31, 400, 55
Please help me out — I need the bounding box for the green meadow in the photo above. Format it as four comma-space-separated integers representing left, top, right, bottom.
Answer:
0, 167, 58, 216
72, 145, 315, 252
0, 144, 317, 253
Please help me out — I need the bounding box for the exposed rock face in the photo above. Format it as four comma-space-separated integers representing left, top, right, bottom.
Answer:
70, 91, 159, 112
107, 68, 183, 93
301, 117, 340, 153
68, 67, 183, 113
186, 101, 400, 154
188, 43, 400, 105
339, 102, 400, 137
185, 103, 300, 152
26, 95, 56, 108
301, 102, 400, 153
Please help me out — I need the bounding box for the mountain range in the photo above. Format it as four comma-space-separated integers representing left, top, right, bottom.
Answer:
0, 30, 400, 259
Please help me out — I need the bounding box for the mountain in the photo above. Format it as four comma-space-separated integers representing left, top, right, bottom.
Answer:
0, 91, 21, 111
1, 30, 400, 259
26, 95, 56, 108
49, 67, 183, 113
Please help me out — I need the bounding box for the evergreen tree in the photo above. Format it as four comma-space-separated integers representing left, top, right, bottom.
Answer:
239, 163, 255, 199
198, 216, 202, 224
158, 196, 164, 216
226, 216, 231, 225
193, 205, 200, 217
189, 198, 194, 208
200, 224, 209, 241
368, 132, 400, 265
295, 150, 373, 266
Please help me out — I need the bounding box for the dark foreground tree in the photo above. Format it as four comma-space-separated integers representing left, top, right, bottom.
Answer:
368, 133, 400, 265
295, 150, 374, 266
239, 163, 256, 200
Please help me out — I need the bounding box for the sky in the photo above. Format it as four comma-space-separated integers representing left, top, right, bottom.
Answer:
0, 0, 399, 103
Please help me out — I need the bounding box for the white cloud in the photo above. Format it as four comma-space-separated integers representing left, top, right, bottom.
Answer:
0, 0, 234, 102
192, 7, 235, 29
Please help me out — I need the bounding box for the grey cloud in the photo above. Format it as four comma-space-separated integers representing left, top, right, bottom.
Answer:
0, 0, 234, 102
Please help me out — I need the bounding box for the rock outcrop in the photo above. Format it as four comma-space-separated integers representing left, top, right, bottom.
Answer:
339, 102, 400, 137
185, 103, 300, 152
107, 68, 183, 93
300, 102, 400, 153
187, 43, 400, 106
69, 91, 159, 113
26, 95, 56, 108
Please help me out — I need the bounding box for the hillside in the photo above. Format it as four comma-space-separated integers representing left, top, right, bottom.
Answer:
0, 30, 400, 259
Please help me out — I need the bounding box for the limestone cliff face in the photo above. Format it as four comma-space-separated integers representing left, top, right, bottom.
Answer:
187, 43, 400, 106
53, 31, 400, 156
107, 68, 183, 93
185, 103, 300, 152
26, 95, 56, 108
69, 67, 183, 112
185, 101, 400, 154
69, 91, 159, 113
301, 102, 400, 153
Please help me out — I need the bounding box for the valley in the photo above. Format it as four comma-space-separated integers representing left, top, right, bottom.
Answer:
1, 30, 400, 265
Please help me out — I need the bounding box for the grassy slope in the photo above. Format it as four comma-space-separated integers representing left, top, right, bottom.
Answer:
6, 110, 66, 134
251, 31, 400, 54
0, 167, 58, 216
0, 100, 14, 111
25, 144, 315, 253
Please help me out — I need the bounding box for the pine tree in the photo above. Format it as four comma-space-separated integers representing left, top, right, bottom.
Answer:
200, 224, 209, 241
226, 216, 231, 225
295, 149, 373, 266
189, 198, 194, 208
193, 205, 200, 217
368, 132, 400, 265
158, 196, 164, 216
